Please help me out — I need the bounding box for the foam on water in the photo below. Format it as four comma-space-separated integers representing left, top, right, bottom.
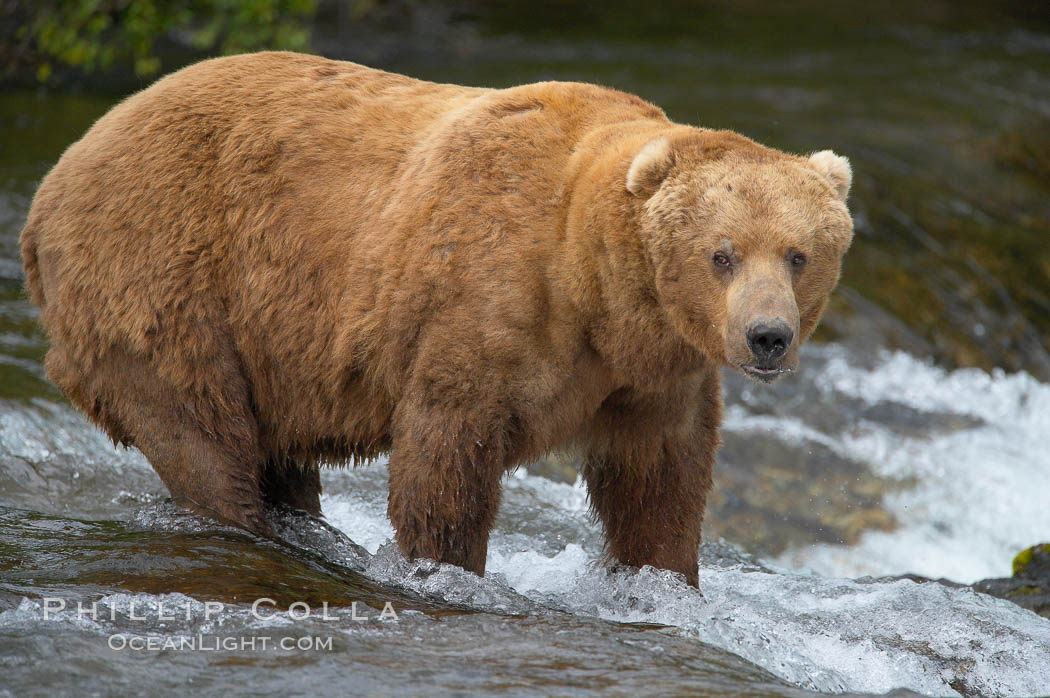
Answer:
768, 349, 1050, 583
4, 347, 1050, 696
321, 463, 1050, 697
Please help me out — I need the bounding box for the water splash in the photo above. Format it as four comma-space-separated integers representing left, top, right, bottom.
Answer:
331, 460, 1050, 697
771, 348, 1050, 583
3, 348, 1050, 696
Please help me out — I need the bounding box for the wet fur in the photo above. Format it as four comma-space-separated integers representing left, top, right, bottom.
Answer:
21, 52, 852, 586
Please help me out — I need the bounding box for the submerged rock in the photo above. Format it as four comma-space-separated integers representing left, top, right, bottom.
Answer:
526, 441, 900, 559
974, 543, 1050, 620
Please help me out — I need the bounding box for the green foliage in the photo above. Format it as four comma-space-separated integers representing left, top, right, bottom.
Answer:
15, 0, 321, 80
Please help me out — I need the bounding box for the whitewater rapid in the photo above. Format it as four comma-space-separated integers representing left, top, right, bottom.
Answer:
3, 345, 1050, 696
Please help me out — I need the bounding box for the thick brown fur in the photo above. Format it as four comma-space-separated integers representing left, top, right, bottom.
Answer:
20, 52, 853, 587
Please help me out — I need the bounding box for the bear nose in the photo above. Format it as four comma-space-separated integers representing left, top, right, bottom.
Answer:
746, 319, 793, 363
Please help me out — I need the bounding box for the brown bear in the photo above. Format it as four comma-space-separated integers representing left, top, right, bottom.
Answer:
20, 52, 853, 587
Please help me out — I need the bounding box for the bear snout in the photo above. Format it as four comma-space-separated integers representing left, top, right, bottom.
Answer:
736, 317, 797, 382
746, 318, 793, 364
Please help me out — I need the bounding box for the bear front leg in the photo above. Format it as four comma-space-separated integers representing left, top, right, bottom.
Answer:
581, 375, 719, 588
386, 403, 508, 576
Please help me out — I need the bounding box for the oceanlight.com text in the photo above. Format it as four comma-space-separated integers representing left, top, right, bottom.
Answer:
108, 634, 335, 652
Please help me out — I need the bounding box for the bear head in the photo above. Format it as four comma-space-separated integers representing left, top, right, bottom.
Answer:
627, 129, 854, 382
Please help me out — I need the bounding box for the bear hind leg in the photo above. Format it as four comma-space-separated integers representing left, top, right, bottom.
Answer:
62, 344, 273, 538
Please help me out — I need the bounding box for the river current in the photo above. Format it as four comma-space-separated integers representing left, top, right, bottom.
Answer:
2, 9, 1050, 697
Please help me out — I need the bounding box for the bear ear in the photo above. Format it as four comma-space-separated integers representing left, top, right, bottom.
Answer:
808, 150, 852, 201
626, 137, 673, 197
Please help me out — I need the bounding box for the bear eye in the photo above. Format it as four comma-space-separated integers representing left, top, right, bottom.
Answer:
791, 252, 807, 268
712, 252, 732, 268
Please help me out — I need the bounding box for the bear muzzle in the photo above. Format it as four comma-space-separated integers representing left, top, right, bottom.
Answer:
739, 317, 798, 382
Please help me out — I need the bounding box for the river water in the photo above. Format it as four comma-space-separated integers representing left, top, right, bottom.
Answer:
2, 8, 1050, 697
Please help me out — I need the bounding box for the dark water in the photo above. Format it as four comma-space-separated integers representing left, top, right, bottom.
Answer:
3, 8, 1050, 697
